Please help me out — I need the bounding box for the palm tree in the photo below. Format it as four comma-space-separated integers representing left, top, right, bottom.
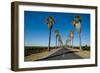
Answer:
55, 30, 59, 49
69, 30, 74, 48
72, 16, 82, 50
45, 16, 55, 51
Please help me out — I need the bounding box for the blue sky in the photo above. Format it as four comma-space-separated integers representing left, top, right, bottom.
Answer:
24, 11, 90, 46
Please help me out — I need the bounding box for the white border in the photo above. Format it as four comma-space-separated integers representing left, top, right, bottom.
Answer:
18, 5, 95, 68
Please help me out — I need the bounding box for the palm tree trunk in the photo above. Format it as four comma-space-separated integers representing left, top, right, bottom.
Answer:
55, 37, 57, 49
48, 29, 51, 51
70, 40, 71, 49
79, 34, 82, 51
72, 39, 73, 49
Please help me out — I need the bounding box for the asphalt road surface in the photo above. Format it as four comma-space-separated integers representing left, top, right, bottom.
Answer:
36, 48, 83, 61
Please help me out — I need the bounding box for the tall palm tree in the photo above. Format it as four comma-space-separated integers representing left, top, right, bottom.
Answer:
55, 30, 59, 49
45, 16, 55, 51
69, 30, 74, 48
72, 16, 82, 50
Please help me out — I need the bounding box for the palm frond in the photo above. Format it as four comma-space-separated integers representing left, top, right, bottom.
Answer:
45, 16, 56, 29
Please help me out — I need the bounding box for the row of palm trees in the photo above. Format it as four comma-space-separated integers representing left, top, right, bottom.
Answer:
55, 30, 63, 49
45, 15, 82, 51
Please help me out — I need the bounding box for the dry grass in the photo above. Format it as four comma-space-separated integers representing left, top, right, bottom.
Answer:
67, 48, 90, 58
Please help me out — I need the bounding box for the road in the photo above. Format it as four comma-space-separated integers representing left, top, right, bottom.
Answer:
36, 48, 83, 61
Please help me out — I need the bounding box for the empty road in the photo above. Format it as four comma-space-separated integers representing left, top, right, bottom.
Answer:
36, 48, 83, 61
